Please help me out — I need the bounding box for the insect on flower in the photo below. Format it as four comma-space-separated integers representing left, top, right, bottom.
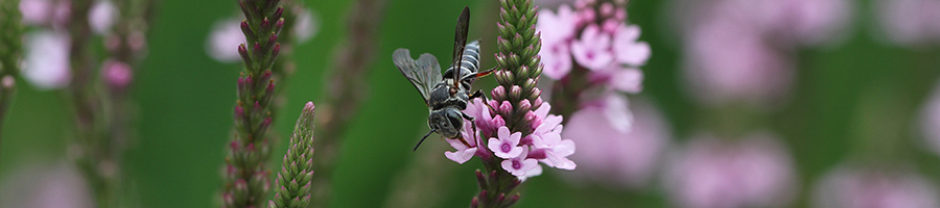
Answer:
393, 7, 494, 151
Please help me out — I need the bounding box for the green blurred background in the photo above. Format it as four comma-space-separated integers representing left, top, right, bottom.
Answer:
1, 0, 939, 207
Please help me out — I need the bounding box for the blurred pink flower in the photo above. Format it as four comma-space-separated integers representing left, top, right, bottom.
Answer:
665, 133, 795, 208
89, 0, 117, 35
206, 18, 245, 63
778, 0, 852, 45
102, 59, 133, 89
813, 165, 939, 208
920, 81, 940, 156
0, 162, 93, 208
19, 0, 70, 27
876, 0, 940, 46
292, 8, 319, 43
612, 24, 650, 66
23, 30, 71, 89
571, 24, 613, 71
538, 4, 577, 45
683, 19, 793, 105
565, 97, 670, 187
539, 39, 572, 80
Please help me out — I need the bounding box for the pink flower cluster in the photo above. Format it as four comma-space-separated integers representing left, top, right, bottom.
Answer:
537, 0, 649, 93
665, 133, 796, 208
445, 95, 575, 181
673, 0, 852, 105
813, 165, 939, 208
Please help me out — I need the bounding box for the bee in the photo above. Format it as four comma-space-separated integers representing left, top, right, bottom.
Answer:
393, 7, 493, 151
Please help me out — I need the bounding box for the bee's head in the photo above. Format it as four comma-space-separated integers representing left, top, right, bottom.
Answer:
429, 107, 464, 138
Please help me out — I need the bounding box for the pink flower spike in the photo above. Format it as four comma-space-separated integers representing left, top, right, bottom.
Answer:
571, 24, 614, 71
488, 127, 524, 159
501, 149, 543, 181
613, 24, 651, 66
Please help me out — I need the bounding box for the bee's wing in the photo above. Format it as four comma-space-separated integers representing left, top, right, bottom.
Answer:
393, 48, 443, 105
451, 7, 471, 87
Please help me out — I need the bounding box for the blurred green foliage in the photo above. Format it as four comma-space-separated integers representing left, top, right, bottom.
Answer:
1, 0, 938, 207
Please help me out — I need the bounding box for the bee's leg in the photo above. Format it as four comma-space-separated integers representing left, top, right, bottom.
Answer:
461, 112, 481, 145
469, 89, 486, 100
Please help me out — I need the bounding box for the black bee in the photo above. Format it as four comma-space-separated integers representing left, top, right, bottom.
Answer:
393, 7, 493, 151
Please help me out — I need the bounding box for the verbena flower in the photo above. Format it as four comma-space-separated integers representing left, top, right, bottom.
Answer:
488, 126, 525, 159
101, 59, 132, 90
813, 165, 940, 208
23, 30, 71, 89
565, 97, 669, 187
665, 133, 796, 208
18, 0, 70, 27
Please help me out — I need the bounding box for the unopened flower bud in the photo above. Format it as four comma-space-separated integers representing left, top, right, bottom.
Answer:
510, 85, 523, 100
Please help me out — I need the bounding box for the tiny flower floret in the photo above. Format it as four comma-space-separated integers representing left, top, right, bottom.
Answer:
501, 149, 543, 181
489, 126, 524, 159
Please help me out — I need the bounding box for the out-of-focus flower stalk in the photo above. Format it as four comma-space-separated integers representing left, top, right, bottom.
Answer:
312, 0, 386, 206
269, 102, 316, 208
0, 0, 24, 145
64, 0, 121, 207
268, 0, 302, 118
221, 0, 285, 206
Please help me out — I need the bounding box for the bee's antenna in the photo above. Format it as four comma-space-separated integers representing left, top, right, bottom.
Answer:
413, 129, 436, 151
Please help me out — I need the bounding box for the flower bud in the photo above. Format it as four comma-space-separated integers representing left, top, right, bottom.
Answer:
509, 85, 523, 100
491, 85, 507, 100
498, 101, 513, 115
517, 99, 532, 113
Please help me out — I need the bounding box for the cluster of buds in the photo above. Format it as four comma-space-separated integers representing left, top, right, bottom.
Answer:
270, 102, 316, 208
223, 0, 286, 207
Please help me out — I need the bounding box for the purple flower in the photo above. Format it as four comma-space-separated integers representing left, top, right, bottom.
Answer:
501, 148, 543, 181
488, 126, 524, 159
813, 165, 939, 208
23, 30, 71, 89
665, 133, 795, 208
206, 18, 246, 63
529, 103, 576, 170
445, 121, 481, 164
564, 97, 669, 187
571, 24, 614, 71
464, 98, 502, 137
612, 24, 650, 66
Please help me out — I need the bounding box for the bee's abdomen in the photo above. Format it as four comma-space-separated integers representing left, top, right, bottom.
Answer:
460, 41, 480, 74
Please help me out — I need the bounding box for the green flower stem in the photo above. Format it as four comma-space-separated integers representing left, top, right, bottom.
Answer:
222, 0, 286, 207
270, 102, 316, 208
